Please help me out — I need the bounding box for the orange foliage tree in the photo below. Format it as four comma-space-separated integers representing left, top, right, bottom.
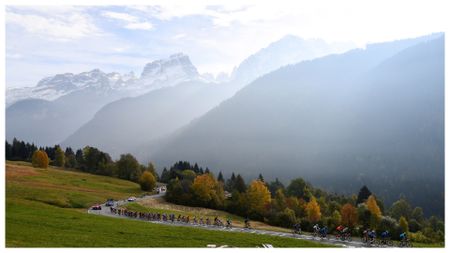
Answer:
341, 203, 358, 227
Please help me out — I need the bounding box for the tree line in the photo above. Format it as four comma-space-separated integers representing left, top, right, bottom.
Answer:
6, 138, 158, 191
163, 162, 444, 244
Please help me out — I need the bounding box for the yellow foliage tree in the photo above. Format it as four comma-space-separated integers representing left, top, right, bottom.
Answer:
32, 150, 49, 168
139, 171, 156, 191
341, 203, 358, 227
366, 195, 382, 218
399, 216, 409, 233
305, 196, 321, 222
246, 180, 272, 216
192, 173, 217, 202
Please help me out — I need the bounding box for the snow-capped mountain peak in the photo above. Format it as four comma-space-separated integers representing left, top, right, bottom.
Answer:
141, 53, 199, 79
6, 53, 204, 106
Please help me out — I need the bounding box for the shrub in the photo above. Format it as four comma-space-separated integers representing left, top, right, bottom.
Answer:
139, 171, 156, 191
409, 232, 432, 244
276, 208, 297, 228
31, 150, 49, 168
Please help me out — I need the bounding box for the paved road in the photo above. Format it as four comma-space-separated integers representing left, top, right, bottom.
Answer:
88, 194, 372, 248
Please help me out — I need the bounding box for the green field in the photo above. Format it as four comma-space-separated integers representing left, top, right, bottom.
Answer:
124, 199, 291, 232
6, 161, 329, 247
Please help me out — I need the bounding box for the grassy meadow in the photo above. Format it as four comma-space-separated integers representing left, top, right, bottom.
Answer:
5, 161, 329, 247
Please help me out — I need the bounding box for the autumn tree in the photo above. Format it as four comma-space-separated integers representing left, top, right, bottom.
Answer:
192, 173, 224, 208
366, 195, 381, 217
246, 180, 271, 218
32, 150, 49, 168
341, 203, 358, 227
54, 146, 65, 167
305, 196, 321, 223
399, 216, 409, 233
139, 171, 156, 191
366, 195, 382, 227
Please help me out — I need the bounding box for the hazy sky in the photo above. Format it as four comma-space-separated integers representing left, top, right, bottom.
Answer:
5, 0, 447, 88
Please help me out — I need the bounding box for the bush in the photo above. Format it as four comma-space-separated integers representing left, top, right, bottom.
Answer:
276, 208, 297, 228
409, 232, 432, 244
139, 171, 156, 191
31, 150, 49, 168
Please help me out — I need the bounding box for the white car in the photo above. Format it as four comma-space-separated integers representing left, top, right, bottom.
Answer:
127, 196, 137, 202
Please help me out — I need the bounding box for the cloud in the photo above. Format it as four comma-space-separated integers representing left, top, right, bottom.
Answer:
6, 8, 101, 41
125, 22, 153, 30
172, 33, 187, 39
101, 11, 153, 30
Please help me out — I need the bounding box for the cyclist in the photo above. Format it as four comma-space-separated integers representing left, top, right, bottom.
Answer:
368, 230, 376, 244
361, 229, 369, 243
226, 218, 232, 228
215, 217, 222, 226
336, 225, 344, 239
342, 226, 351, 240
380, 230, 391, 245
293, 223, 301, 234
313, 224, 320, 237
399, 232, 411, 247
319, 226, 328, 239
399, 232, 407, 241
244, 217, 251, 229
381, 230, 390, 242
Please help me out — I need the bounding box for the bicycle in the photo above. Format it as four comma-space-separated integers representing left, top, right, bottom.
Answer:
398, 239, 412, 248
340, 232, 352, 242
378, 238, 393, 247
292, 229, 301, 237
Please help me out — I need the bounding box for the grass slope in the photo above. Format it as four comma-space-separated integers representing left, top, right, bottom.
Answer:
125, 198, 291, 232
6, 161, 329, 247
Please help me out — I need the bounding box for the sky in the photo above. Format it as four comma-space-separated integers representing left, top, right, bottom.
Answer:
5, 0, 448, 88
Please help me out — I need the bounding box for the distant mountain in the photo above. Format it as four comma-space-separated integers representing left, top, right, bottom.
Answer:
151, 34, 444, 216
230, 35, 354, 85
6, 53, 202, 107
6, 53, 203, 146
60, 35, 352, 158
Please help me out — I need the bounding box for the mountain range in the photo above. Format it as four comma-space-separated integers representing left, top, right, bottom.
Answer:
150, 34, 444, 216
6, 35, 352, 148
